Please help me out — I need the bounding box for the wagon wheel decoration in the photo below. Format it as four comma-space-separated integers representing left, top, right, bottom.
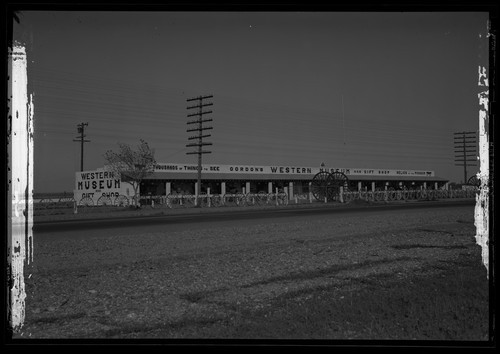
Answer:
467, 175, 480, 187
114, 195, 130, 207
311, 171, 334, 201
78, 196, 94, 207
311, 171, 349, 202
330, 172, 349, 201
97, 195, 112, 206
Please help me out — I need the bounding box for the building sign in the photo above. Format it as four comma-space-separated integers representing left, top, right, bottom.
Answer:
155, 163, 434, 177
74, 168, 135, 203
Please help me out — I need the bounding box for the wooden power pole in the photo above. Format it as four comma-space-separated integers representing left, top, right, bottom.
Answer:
454, 131, 477, 184
186, 95, 213, 204
73, 122, 90, 172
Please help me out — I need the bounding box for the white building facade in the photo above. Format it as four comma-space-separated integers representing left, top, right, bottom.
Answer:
74, 163, 448, 205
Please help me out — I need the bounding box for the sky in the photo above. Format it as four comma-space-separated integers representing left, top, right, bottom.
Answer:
12, 10, 489, 193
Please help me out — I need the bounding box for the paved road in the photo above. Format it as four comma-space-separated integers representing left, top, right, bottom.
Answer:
33, 199, 475, 237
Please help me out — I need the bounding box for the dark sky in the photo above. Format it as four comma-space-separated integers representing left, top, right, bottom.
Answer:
13, 11, 489, 193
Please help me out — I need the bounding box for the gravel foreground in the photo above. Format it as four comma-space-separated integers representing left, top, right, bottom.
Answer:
13, 203, 489, 342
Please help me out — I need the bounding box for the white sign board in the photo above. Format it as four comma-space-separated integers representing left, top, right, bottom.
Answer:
154, 163, 435, 177
74, 168, 135, 204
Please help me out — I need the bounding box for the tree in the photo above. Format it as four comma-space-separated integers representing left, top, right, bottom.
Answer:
103, 139, 156, 207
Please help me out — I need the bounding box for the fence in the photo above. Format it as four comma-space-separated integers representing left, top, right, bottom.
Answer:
341, 188, 478, 203
157, 192, 292, 208
33, 196, 76, 210
31, 188, 478, 214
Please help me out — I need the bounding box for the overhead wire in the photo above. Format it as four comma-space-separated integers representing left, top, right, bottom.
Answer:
29, 66, 473, 172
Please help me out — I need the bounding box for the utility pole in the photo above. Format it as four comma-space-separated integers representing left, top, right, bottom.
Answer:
73, 122, 90, 172
186, 95, 213, 204
454, 131, 477, 184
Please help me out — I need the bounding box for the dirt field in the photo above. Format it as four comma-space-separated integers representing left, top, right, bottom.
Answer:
13, 203, 490, 342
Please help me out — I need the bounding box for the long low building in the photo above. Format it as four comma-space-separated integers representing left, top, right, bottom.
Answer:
143, 163, 448, 196
74, 162, 449, 204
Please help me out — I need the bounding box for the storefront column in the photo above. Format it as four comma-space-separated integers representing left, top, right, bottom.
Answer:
246, 182, 251, 195
371, 182, 375, 192
268, 182, 273, 194
194, 182, 198, 206
221, 182, 226, 195
358, 181, 362, 191
165, 182, 171, 196
424, 182, 427, 190
434, 182, 438, 190
288, 182, 294, 200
